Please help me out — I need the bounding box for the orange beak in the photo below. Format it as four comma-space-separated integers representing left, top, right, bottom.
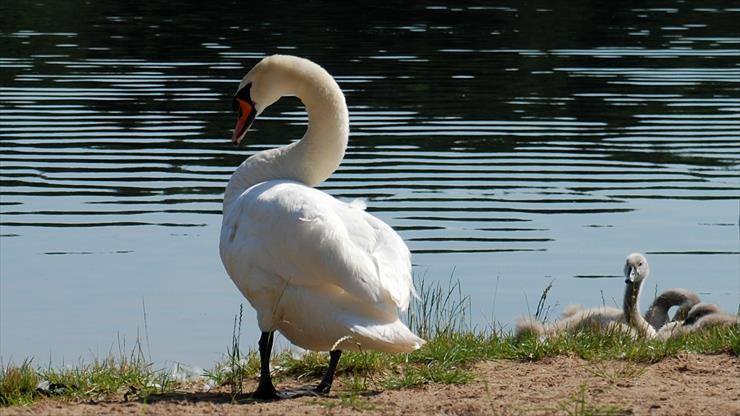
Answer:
232, 98, 255, 145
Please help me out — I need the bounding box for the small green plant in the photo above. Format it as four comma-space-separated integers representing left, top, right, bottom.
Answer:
534, 280, 554, 322
227, 304, 246, 397
337, 392, 375, 411
203, 304, 261, 401
562, 384, 590, 416
559, 384, 631, 416
586, 360, 646, 386
320, 391, 375, 411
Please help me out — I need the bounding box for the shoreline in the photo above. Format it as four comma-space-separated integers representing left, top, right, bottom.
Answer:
2, 353, 738, 416
2, 325, 738, 414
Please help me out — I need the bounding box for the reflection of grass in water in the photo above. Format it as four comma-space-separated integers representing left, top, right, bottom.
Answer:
608, 150, 734, 167
2, 281, 738, 408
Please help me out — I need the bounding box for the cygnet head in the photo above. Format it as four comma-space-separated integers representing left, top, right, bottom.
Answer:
623, 253, 649, 285
683, 302, 722, 326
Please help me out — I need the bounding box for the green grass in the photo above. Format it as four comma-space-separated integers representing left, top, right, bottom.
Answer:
220, 323, 736, 392
2, 325, 737, 408
40, 355, 174, 402
1, 342, 175, 407
0, 359, 39, 406
2, 280, 738, 408
407, 273, 471, 338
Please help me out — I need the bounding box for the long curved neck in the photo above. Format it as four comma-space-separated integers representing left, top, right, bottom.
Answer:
223, 68, 349, 211
644, 294, 671, 329
644, 288, 699, 329
624, 280, 657, 338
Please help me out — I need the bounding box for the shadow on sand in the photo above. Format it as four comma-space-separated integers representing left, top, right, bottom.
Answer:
139, 386, 382, 405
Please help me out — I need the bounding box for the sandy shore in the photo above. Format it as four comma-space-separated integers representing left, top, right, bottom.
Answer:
4, 353, 738, 416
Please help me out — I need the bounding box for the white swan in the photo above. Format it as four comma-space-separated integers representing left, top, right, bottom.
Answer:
515, 253, 656, 339
219, 55, 424, 399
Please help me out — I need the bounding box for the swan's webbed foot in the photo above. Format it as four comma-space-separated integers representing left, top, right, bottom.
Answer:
252, 381, 279, 400
314, 381, 332, 395
313, 349, 342, 396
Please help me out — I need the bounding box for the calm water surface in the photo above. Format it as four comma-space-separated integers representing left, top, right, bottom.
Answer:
1, 1, 738, 367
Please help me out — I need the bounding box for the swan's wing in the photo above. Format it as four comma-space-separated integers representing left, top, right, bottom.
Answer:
337, 199, 414, 310
220, 180, 412, 311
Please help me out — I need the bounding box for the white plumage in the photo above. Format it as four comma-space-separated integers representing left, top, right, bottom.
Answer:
220, 180, 421, 352
219, 55, 422, 397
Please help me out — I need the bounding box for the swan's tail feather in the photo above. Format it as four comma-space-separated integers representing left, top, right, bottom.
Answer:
349, 322, 425, 353
515, 316, 546, 339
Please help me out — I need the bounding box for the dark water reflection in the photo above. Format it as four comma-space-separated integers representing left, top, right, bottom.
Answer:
1, 1, 738, 366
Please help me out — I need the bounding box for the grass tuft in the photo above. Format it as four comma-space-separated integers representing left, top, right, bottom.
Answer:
0, 359, 40, 407
559, 383, 632, 416
39, 340, 175, 403
407, 271, 471, 339
1, 336, 175, 407
202, 304, 261, 399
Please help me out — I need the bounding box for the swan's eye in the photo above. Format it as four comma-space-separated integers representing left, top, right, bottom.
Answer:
639, 262, 643, 267
233, 82, 253, 113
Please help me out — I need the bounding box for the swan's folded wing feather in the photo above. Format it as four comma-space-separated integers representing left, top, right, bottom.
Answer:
220, 181, 412, 310
340, 208, 413, 311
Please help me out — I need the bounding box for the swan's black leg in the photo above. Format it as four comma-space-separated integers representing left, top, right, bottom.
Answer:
252, 331, 279, 400
315, 349, 342, 394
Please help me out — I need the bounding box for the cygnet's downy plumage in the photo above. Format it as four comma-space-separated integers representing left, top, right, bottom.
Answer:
656, 302, 739, 340
516, 253, 655, 339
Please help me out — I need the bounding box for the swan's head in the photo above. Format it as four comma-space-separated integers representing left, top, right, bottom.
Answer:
683, 303, 721, 326
623, 253, 649, 285
231, 81, 257, 145
231, 55, 312, 145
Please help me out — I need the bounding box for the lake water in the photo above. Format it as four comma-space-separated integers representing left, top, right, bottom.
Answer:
1, 2, 738, 369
